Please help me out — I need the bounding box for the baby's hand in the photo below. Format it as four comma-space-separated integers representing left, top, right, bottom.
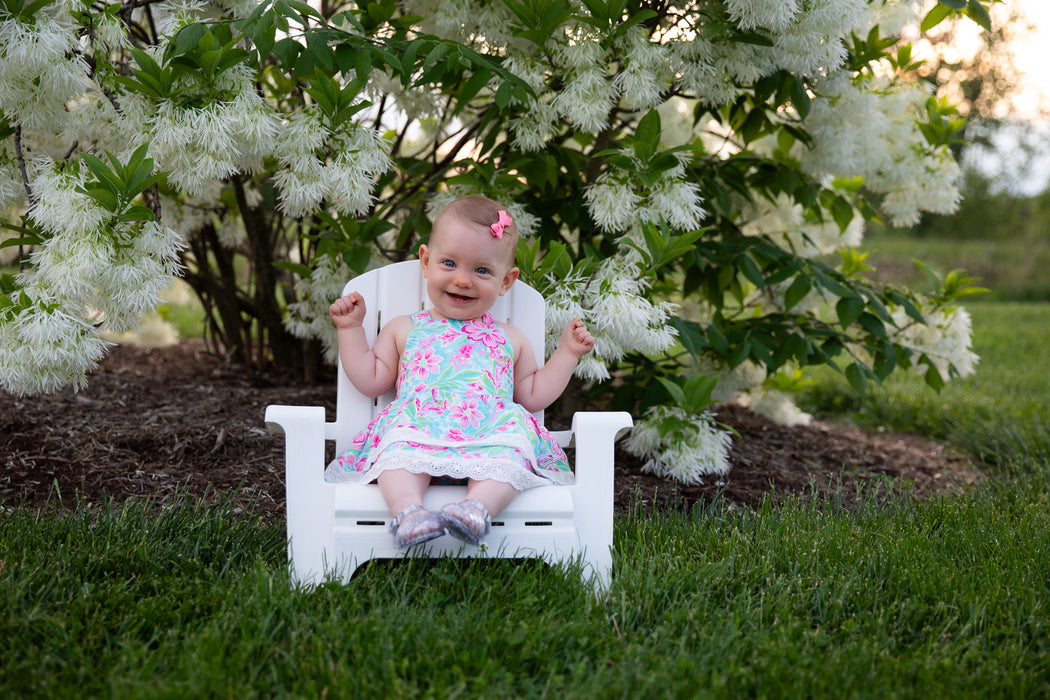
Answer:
330, 292, 367, 329
560, 318, 595, 359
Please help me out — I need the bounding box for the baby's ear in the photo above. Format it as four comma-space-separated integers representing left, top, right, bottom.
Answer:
418, 245, 430, 276
499, 266, 520, 295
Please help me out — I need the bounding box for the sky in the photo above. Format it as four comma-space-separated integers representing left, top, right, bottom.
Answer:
1008, 0, 1050, 120
955, 0, 1050, 194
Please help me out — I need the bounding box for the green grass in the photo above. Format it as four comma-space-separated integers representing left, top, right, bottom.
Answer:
3, 490, 1049, 698
860, 233, 1050, 302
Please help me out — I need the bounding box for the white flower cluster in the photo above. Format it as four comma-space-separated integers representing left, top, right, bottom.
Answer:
584, 152, 705, 234
726, 0, 801, 32
284, 253, 354, 363
768, 0, 867, 76
738, 387, 813, 427
624, 405, 733, 484
272, 110, 391, 219
544, 257, 677, 381
147, 69, 280, 196
1, 163, 184, 394
800, 72, 962, 226
703, 358, 813, 427
0, 13, 87, 134
890, 302, 978, 382
0, 304, 112, 395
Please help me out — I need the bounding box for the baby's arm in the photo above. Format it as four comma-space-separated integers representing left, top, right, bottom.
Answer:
511, 318, 595, 413
330, 292, 410, 398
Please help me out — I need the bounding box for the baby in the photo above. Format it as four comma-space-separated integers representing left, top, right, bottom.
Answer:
323, 194, 594, 548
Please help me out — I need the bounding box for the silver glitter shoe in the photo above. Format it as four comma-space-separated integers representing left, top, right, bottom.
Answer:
438, 499, 491, 545
389, 504, 445, 550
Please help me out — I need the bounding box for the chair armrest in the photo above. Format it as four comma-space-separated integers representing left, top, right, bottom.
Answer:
570, 411, 633, 486
264, 404, 335, 585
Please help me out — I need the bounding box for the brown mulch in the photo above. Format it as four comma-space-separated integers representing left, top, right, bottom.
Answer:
0, 340, 981, 524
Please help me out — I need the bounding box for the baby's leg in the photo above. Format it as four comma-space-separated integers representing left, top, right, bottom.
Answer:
465, 478, 519, 518
377, 469, 431, 515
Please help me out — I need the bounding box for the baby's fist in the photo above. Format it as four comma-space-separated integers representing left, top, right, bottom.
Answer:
560, 318, 595, 359
330, 292, 367, 329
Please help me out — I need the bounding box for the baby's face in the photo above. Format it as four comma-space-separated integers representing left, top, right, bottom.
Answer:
419, 214, 519, 321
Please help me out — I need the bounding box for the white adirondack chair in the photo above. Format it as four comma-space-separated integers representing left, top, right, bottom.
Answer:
265, 260, 632, 589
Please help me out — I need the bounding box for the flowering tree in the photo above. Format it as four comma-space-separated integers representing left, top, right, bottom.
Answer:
1, 0, 992, 483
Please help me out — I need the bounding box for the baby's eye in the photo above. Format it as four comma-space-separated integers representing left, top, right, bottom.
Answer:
442, 260, 456, 269
475, 266, 490, 275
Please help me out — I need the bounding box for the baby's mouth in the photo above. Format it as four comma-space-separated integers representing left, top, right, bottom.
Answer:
447, 291, 474, 303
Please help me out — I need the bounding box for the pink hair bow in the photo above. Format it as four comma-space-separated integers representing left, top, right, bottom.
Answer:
490, 210, 513, 239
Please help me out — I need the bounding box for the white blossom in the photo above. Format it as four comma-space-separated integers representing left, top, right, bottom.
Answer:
738, 388, 813, 426
510, 98, 560, 152
891, 302, 978, 382
552, 67, 616, 134
624, 405, 733, 483
643, 179, 705, 231
285, 253, 355, 362
613, 29, 669, 109
768, 0, 866, 76
856, 0, 924, 37
800, 73, 962, 226
27, 162, 109, 238
0, 303, 112, 395
726, 0, 801, 32
0, 16, 87, 133
585, 175, 643, 233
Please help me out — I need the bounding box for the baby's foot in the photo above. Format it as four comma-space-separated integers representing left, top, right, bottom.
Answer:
439, 499, 491, 545
389, 504, 445, 549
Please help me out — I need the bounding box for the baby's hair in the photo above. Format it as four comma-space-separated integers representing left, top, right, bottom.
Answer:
434, 194, 519, 259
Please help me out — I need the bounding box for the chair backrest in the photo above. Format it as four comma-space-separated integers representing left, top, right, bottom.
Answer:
332, 259, 547, 451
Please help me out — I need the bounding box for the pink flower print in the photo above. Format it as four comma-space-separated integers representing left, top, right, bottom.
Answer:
451, 343, 473, 368
438, 329, 460, 346
445, 427, 469, 442
410, 347, 441, 379
464, 318, 505, 349
451, 399, 482, 429
466, 381, 490, 403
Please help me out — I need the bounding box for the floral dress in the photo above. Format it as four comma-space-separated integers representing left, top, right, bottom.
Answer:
324, 311, 574, 489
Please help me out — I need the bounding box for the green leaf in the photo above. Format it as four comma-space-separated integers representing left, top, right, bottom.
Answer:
453, 68, 492, 114
633, 109, 661, 162
783, 274, 812, 311
119, 205, 156, 223
835, 294, 864, 328
873, 346, 896, 380
920, 3, 952, 32
657, 377, 687, 407
84, 187, 119, 211
273, 261, 314, 278
669, 316, 708, 359
858, 312, 887, 340
924, 362, 946, 391
0, 236, 40, 250
845, 362, 868, 393
965, 0, 991, 31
